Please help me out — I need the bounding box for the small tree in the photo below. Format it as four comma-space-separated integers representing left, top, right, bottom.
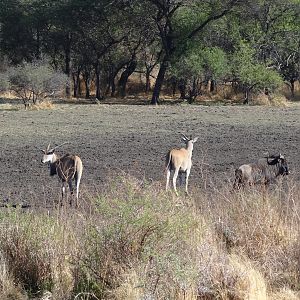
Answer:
170, 46, 229, 103
7, 60, 68, 109
232, 43, 283, 104
201, 47, 229, 92
170, 51, 202, 103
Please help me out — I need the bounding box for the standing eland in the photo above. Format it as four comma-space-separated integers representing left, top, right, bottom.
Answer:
40, 142, 83, 207
165, 134, 198, 196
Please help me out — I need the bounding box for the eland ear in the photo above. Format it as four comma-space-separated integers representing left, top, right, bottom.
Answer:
193, 137, 199, 142
279, 153, 284, 159
41, 149, 45, 153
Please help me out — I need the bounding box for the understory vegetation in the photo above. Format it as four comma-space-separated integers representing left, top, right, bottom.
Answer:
0, 175, 299, 300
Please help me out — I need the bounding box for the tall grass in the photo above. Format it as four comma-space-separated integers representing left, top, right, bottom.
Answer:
0, 175, 299, 299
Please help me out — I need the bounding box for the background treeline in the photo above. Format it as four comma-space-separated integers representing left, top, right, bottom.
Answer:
0, 0, 299, 105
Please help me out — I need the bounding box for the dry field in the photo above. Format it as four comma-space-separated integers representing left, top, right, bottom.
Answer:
0, 100, 300, 205
1, 99, 300, 300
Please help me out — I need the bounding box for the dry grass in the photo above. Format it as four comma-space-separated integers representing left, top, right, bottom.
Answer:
30, 100, 55, 110
0, 103, 19, 111
252, 92, 289, 107
0, 175, 299, 299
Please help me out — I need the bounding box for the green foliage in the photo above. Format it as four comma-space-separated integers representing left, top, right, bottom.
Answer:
201, 47, 229, 80
171, 45, 229, 82
232, 43, 283, 91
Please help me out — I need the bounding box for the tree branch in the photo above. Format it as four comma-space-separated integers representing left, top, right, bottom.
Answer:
187, 0, 239, 40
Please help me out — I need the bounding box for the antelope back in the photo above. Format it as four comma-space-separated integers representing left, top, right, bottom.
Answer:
56, 155, 77, 182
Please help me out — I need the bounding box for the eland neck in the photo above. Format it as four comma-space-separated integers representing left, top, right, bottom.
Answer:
186, 141, 194, 153
51, 153, 59, 163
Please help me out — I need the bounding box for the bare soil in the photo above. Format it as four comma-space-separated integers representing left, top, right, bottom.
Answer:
1, 101, 299, 206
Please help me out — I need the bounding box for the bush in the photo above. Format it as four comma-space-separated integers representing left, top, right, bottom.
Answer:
0, 72, 9, 92
7, 59, 68, 109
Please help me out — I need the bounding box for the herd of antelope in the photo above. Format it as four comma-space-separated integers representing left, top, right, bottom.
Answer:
40, 134, 289, 206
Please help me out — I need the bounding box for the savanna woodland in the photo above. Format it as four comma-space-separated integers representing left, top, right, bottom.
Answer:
1, 1, 300, 300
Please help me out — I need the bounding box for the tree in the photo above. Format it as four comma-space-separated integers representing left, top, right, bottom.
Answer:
142, 0, 240, 104
231, 0, 299, 98
232, 43, 283, 103
7, 59, 68, 108
170, 45, 229, 102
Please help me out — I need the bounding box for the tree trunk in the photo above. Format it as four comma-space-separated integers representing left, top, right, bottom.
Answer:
118, 58, 137, 98
72, 74, 77, 98
243, 88, 249, 104
83, 72, 90, 99
78, 76, 82, 97
178, 79, 186, 99
171, 76, 177, 97
84, 79, 90, 99
95, 63, 102, 100
106, 67, 118, 97
187, 77, 198, 104
290, 79, 295, 98
145, 69, 151, 93
72, 68, 81, 98
106, 62, 129, 96
111, 79, 116, 97
151, 57, 168, 105
64, 35, 71, 98
210, 80, 216, 93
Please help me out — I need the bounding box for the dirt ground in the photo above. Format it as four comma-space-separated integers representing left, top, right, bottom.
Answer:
1, 100, 300, 206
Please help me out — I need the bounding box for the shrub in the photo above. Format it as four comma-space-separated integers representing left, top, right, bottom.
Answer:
7, 59, 68, 109
0, 72, 9, 92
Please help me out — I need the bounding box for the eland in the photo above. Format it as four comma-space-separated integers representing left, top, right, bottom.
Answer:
40, 142, 83, 207
165, 134, 198, 196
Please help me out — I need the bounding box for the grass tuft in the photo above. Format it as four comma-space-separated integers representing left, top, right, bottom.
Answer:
30, 100, 55, 110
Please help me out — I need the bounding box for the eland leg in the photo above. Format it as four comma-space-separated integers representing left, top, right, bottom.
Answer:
173, 168, 179, 196
60, 182, 66, 207
166, 169, 171, 191
68, 180, 73, 206
75, 177, 81, 208
185, 168, 190, 195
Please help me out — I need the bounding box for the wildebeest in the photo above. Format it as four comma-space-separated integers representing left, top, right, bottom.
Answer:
166, 134, 198, 196
40, 142, 83, 207
233, 153, 289, 189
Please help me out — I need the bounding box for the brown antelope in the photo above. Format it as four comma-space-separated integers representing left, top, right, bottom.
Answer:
233, 153, 289, 189
165, 134, 198, 196
40, 142, 83, 207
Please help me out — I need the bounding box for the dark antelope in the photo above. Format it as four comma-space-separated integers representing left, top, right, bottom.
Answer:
166, 134, 198, 196
40, 142, 83, 206
233, 153, 289, 189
